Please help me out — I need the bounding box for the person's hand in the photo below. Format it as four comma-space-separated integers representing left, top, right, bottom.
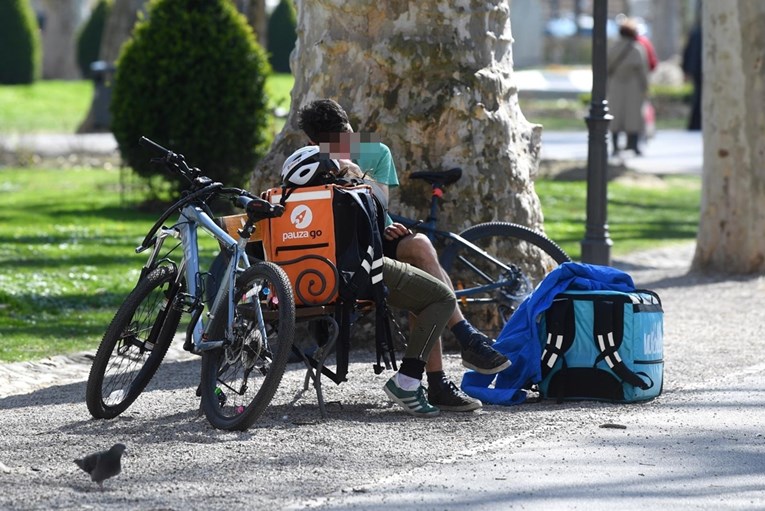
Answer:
383, 223, 412, 241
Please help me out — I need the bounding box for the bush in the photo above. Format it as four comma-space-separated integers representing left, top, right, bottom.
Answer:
267, 0, 296, 73
0, 0, 42, 84
76, 0, 112, 78
111, 0, 271, 194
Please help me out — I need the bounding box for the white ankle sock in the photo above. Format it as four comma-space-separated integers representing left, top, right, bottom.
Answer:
395, 372, 421, 391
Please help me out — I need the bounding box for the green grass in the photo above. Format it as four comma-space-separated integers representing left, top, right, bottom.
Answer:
0, 81, 94, 134
0, 74, 700, 362
0, 73, 296, 135
521, 83, 693, 131
264, 72, 293, 112
0, 166, 219, 362
537, 175, 701, 261
0, 75, 690, 134
0, 166, 701, 363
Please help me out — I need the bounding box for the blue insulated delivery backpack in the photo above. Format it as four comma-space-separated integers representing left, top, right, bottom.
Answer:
539, 289, 663, 402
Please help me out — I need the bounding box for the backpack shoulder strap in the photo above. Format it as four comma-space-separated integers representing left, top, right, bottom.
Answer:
541, 297, 576, 379
593, 299, 651, 390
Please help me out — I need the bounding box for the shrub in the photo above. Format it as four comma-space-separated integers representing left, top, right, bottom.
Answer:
76, 0, 112, 78
267, 0, 296, 73
0, 0, 42, 84
111, 0, 271, 194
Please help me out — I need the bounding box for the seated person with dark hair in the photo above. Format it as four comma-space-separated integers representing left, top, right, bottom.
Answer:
281, 145, 460, 418
296, 99, 511, 412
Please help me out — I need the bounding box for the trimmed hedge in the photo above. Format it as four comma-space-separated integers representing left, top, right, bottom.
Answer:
111, 0, 271, 193
76, 0, 112, 78
0, 0, 42, 84
267, 0, 296, 73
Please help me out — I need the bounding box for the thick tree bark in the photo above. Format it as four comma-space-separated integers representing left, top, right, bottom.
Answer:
234, 0, 268, 48
39, 0, 87, 79
98, 0, 146, 62
78, 0, 146, 132
692, 1, 765, 274
246, 0, 268, 49
251, 0, 544, 233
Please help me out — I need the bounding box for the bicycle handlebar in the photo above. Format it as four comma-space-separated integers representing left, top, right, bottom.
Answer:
139, 136, 201, 183
136, 136, 283, 251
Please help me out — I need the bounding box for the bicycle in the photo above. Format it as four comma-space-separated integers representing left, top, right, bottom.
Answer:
388, 167, 571, 339
85, 137, 296, 431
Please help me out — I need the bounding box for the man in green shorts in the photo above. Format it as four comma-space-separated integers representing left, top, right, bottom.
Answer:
296, 99, 511, 412
281, 145, 460, 418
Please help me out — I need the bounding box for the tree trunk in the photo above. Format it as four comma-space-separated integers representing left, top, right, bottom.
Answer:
99, 0, 146, 62
691, 1, 765, 274
251, 0, 545, 233
39, 0, 87, 79
78, 0, 146, 132
247, 0, 268, 49
650, 0, 680, 61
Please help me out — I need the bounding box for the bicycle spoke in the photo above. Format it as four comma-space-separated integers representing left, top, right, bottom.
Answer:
441, 222, 570, 339
201, 262, 295, 431
86, 265, 182, 419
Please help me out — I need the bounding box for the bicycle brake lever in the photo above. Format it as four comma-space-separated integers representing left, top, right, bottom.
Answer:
270, 203, 285, 217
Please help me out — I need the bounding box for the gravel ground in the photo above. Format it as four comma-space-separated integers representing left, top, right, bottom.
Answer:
1, 242, 764, 510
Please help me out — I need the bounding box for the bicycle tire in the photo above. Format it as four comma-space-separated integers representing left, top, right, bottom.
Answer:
200, 261, 295, 431
440, 222, 571, 339
86, 265, 183, 419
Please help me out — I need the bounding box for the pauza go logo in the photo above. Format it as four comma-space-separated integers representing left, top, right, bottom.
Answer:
283, 204, 322, 241
291, 205, 312, 229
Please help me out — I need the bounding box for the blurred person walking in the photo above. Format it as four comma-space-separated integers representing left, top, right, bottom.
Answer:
607, 18, 649, 156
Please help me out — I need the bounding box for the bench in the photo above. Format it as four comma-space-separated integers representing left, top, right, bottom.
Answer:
218, 213, 395, 418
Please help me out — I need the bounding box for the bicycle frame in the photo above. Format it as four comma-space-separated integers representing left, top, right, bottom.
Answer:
138, 203, 257, 352
388, 212, 514, 299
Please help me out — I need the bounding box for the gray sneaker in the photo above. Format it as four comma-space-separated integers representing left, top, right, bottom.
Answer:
384, 377, 440, 417
427, 377, 482, 412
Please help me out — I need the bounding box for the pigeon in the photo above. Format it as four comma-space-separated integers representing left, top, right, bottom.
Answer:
74, 443, 127, 490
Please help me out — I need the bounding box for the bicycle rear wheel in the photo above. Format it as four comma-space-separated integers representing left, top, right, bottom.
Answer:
440, 222, 571, 339
86, 265, 183, 419
200, 262, 295, 431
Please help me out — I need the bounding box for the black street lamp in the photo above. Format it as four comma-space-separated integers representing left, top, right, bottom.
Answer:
581, 0, 613, 265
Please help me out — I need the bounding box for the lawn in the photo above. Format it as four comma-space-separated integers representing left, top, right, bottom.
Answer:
0, 166, 220, 362
0, 80, 94, 133
537, 175, 701, 260
0, 74, 702, 363
0, 76, 692, 134
0, 74, 295, 134
0, 165, 700, 363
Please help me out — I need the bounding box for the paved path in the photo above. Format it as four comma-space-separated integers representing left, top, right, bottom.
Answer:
540, 129, 703, 175
0, 129, 702, 175
0, 133, 117, 156
1, 243, 764, 510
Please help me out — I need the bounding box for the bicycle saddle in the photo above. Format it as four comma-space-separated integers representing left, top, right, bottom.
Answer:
409, 167, 462, 187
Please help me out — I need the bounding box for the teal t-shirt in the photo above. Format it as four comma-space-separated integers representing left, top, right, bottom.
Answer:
354, 142, 399, 188
353, 142, 398, 226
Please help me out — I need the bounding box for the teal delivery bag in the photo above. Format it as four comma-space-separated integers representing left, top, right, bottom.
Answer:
538, 289, 663, 402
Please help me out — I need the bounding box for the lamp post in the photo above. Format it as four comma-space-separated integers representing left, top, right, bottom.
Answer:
580, 0, 613, 265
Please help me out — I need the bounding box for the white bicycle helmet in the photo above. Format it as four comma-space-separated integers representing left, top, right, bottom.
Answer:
281, 145, 339, 187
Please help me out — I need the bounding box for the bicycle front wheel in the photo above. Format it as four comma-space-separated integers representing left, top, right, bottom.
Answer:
86, 265, 183, 419
200, 262, 295, 431
440, 222, 571, 339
